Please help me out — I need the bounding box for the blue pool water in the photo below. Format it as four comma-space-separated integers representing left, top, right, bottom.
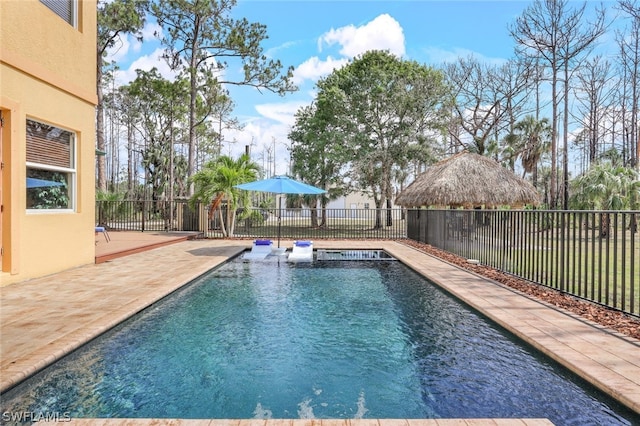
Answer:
1, 257, 638, 424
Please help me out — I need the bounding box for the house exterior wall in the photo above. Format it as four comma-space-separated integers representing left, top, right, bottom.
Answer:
1, 1, 97, 286
326, 192, 399, 210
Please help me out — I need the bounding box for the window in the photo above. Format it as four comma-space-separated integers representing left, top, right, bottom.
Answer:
26, 119, 75, 210
40, 0, 77, 27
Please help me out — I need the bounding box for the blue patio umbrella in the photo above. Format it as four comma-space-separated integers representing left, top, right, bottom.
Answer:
235, 175, 326, 248
27, 177, 64, 188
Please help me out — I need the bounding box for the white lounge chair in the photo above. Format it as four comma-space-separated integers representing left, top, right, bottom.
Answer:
243, 239, 273, 260
287, 240, 313, 262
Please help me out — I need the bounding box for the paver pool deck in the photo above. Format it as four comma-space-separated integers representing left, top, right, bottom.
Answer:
1, 238, 639, 426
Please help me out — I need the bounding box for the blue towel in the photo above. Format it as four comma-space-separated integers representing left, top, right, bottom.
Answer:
295, 241, 312, 247
254, 239, 272, 246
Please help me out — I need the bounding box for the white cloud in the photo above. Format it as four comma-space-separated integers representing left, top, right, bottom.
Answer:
265, 40, 300, 58
224, 121, 292, 175
320, 14, 405, 58
114, 47, 176, 85
255, 101, 309, 127
141, 20, 163, 43
105, 34, 132, 63
292, 14, 406, 86
223, 101, 313, 174
293, 56, 349, 84
105, 21, 162, 63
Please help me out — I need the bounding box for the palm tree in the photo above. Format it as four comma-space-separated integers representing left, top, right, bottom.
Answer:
570, 158, 640, 237
189, 154, 259, 237
509, 115, 552, 185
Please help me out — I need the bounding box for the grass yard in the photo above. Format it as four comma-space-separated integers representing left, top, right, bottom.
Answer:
451, 224, 639, 315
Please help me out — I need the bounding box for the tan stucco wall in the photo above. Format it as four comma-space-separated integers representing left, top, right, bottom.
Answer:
1, 0, 97, 286
0, 1, 96, 99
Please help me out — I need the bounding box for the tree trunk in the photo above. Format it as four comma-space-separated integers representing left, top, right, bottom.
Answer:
374, 199, 383, 229
629, 214, 638, 234
321, 202, 327, 227
187, 35, 200, 196
96, 50, 107, 192
218, 207, 228, 237
127, 121, 134, 196
550, 57, 558, 209
600, 213, 610, 239
562, 61, 570, 210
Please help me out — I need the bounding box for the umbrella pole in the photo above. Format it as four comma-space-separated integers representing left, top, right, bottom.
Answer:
277, 195, 282, 248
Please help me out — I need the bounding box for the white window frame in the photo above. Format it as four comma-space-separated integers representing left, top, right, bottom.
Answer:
40, 0, 77, 28
26, 119, 77, 213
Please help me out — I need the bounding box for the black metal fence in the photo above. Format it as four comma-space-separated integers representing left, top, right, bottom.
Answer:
407, 209, 640, 317
95, 200, 407, 239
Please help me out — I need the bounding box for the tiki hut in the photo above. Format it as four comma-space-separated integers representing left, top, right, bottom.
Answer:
395, 151, 541, 208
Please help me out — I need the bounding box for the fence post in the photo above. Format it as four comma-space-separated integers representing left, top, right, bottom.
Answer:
141, 200, 146, 232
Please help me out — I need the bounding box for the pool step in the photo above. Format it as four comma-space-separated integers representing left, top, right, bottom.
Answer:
316, 249, 396, 261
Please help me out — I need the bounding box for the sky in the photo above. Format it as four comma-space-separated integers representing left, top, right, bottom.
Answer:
106, 0, 621, 176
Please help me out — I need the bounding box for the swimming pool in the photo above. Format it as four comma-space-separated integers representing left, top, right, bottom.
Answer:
1, 256, 638, 424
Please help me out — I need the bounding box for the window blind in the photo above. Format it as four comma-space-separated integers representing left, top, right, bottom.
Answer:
40, 0, 75, 26
26, 120, 72, 169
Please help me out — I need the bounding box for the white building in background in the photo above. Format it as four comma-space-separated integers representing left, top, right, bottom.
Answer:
327, 192, 372, 211
277, 190, 402, 219
323, 191, 401, 218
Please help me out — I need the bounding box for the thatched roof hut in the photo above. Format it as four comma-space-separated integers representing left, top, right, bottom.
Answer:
395, 151, 541, 208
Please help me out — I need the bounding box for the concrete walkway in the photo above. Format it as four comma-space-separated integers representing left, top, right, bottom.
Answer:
1, 239, 639, 424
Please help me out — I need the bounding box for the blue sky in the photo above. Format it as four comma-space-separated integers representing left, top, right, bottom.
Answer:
107, 0, 619, 175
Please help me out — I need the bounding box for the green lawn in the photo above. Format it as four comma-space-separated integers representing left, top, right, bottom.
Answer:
455, 225, 639, 315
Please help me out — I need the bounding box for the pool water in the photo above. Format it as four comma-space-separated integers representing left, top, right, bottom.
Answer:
1, 258, 638, 424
